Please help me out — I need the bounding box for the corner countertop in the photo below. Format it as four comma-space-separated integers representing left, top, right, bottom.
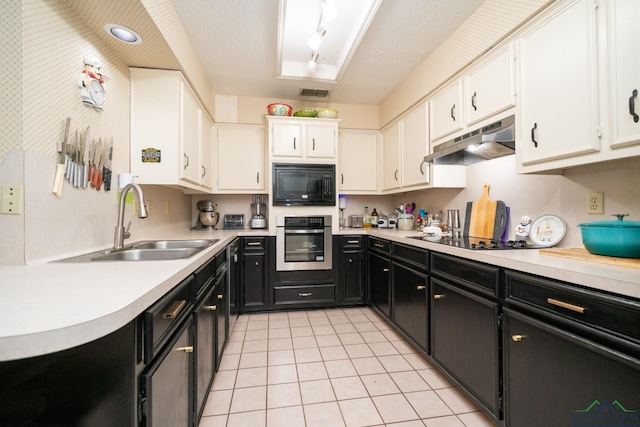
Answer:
1, 227, 638, 362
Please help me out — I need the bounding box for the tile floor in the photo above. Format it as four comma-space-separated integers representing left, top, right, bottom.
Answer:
198, 306, 494, 427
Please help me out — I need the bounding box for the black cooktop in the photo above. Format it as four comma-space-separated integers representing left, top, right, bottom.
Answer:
406, 235, 544, 250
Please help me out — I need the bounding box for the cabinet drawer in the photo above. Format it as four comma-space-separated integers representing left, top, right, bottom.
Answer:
143, 276, 194, 363
393, 243, 428, 271
343, 235, 363, 249
368, 237, 391, 255
243, 237, 266, 252
505, 270, 640, 348
194, 257, 215, 298
273, 285, 335, 305
431, 252, 499, 297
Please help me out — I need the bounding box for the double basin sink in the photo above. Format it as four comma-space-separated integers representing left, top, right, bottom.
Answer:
54, 239, 219, 262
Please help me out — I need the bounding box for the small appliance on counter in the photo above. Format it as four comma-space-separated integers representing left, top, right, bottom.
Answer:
193, 200, 219, 230
349, 215, 363, 228
250, 195, 267, 229
223, 214, 245, 230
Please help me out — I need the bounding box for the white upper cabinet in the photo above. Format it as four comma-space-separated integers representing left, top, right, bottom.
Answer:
607, 0, 640, 149
215, 125, 266, 192
268, 116, 338, 160
464, 45, 516, 127
381, 121, 401, 192
401, 102, 429, 188
517, 0, 600, 169
430, 80, 464, 142
130, 68, 213, 193
338, 130, 378, 193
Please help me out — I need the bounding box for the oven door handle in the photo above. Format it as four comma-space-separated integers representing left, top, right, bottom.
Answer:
284, 229, 325, 234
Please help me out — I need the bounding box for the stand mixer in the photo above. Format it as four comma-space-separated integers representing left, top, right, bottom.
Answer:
193, 200, 219, 230
250, 195, 267, 229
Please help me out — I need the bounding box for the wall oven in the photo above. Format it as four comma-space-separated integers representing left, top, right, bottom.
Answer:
276, 215, 332, 271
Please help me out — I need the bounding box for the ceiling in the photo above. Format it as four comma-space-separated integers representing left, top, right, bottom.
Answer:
170, 0, 485, 105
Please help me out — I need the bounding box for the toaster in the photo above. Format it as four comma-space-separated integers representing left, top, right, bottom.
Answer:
349, 215, 364, 228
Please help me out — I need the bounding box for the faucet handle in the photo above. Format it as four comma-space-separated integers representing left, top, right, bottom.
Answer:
124, 221, 132, 239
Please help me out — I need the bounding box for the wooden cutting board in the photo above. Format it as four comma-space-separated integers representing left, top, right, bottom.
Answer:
540, 248, 640, 269
463, 184, 507, 240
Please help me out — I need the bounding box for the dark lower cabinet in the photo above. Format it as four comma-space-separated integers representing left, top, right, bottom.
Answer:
431, 279, 501, 420
0, 321, 136, 426
340, 235, 365, 304
214, 261, 228, 371
241, 237, 268, 311
430, 253, 501, 423
194, 282, 216, 424
392, 259, 428, 351
368, 237, 391, 318
139, 317, 193, 427
368, 251, 391, 318
504, 308, 640, 427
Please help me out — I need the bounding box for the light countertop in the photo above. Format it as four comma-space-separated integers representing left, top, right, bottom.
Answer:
1, 227, 638, 362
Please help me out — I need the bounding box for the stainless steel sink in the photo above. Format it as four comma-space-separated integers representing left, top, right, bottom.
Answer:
130, 239, 216, 250
53, 239, 218, 262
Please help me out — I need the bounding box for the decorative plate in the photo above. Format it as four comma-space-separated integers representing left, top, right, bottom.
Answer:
529, 214, 566, 247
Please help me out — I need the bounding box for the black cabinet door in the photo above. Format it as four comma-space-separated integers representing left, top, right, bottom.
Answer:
431, 279, 500, 418
243, 252, 267, 310
392, 261, 428, 350
504, 309, 640, 427
194, 286, 216, 424
140, 317, 193, 427
215, 265, 228, 371
342, 248, 364, 304
368, 251, 391, 318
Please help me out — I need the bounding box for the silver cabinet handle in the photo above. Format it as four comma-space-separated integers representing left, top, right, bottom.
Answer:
383, 268, 390, 272
416, 285, 426, 291
205, 305, 217, 311
175, 346, 194, 353
433, 294, 444, 300
256, 172, 260, 183
299, 292, 312, 297
247, 242, 261, 246
201, 165, 206, 178
183, 153, 189, 169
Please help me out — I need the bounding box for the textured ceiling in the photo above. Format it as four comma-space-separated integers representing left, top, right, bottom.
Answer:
68, 0, 485, 106
172, 0, 485, 105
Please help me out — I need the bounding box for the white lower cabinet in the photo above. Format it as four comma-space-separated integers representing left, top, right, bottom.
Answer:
130, 68, 213, 192
338, 130, 378, 193
214, 125, 266, 192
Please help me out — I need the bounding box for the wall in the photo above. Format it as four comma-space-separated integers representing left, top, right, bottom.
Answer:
0, 0, 191, 265
392, 156, 640, 248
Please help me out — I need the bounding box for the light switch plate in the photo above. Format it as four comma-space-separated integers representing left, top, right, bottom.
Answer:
1, 185, 23, 215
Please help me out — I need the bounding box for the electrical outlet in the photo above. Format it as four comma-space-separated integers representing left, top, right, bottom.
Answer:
1, 185, 23, 215
587, 192, 604, 214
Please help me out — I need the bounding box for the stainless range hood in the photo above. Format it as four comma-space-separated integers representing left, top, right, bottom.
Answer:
424, 115, 515, 165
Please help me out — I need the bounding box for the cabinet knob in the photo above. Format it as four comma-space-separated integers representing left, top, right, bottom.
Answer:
205, 305, 217, 311
175, 346, 194, 353
511, 334, 526, 342
348, 258, 353, 263
217, 294, 223, 300
255, 261, 259, 266
416, 285, 426, 291
433, 294, 444, 300
383, 268, 390, 272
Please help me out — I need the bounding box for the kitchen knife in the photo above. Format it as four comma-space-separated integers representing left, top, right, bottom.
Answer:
82, 126, 90, 188
91, 138, 102, 188
103, 137, 113, 191
52, 117, 70, 197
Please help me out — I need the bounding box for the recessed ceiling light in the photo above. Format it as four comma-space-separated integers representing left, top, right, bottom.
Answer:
104, 24, 143, 44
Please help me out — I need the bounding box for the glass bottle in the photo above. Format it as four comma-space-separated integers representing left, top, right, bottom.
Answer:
371, 208, 379, 228
363, 206, 371, 228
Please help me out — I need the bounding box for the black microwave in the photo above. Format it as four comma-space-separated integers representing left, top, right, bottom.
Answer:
272, 163, 336, 206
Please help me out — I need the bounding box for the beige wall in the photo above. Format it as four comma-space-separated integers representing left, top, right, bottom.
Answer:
0, 0, 192, 264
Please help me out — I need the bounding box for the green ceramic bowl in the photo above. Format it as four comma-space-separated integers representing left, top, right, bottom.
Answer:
293, 109, 317, 117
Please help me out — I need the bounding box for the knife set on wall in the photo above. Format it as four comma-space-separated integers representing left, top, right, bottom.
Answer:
52, 117, 113, 197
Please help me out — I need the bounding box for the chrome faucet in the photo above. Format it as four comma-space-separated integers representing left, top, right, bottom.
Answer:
114, 183, 148, 250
